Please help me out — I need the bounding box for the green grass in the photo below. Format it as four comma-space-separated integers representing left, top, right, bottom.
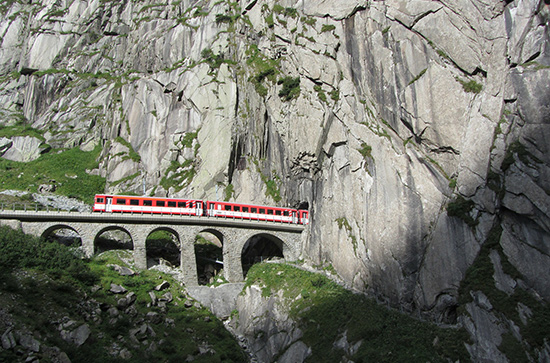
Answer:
456, 78, 482, 94
159, 159, 196, 192
224, 183, 234, 201
0, 227, 246, 362
321, 24, 336, 33
314, 85, 327, 103
201, 48, 226, 69
457, 224, 550, 361
0, 124, 45, 141
246, 44, 280, 97
408, 68, 427, 86
358, 142, 372, 160
261, 173, 282, 202
244, 263, 470, 362
273, 5, 297, 18
180, 130, 198, 148
0, 225, 97, 285
0, 144, 105, 204
114, 137, 141, 162
336, 217, 358, 254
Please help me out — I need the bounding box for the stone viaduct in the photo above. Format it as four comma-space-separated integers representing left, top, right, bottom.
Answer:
0, 210, 305, 286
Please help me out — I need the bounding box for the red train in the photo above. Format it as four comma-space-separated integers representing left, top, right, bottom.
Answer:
93, 194, 309, 225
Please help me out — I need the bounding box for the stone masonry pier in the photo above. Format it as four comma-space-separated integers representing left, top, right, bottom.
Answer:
0, 210, 305, 286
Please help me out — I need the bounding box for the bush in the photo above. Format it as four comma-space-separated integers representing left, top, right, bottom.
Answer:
456, 78, 482, 94
358, 142, 372, 160
447, 195, 477, 227
277, 76, 300, 101
0, 226, 98, 285
321, 24, 336, 33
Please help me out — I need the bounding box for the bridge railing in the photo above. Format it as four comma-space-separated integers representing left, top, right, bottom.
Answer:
0, 203, 79, 213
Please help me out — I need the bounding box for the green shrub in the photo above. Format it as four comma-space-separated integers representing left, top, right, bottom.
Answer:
314, 85, 327, 103
456, 78, 482, 94
329, 89, 339, 101
447, 195, 477, 227
215, 13, 234, 24
224, 183, 234, 201
358, 142, 372, 160
277, 76, 300, 101
0, 226, 98, 285
321, 24, 336, 33
273, 5, 297, 18
201, 48, 225, 69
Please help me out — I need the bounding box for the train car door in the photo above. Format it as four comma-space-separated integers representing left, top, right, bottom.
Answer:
208, 202, 215, 217
301, 211, 309, 225
106, 197, 113, 212
291, 211, 297, 224
196, 201, 203, 216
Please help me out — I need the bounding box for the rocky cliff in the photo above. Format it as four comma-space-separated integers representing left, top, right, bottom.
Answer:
0, 0, 549, 361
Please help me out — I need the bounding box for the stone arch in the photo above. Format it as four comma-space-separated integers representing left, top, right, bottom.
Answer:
145, 226, 181, 268
223, 231, 295, 282
240, 233, 287, 276
40, 223, 83, 248
93, 225, 134, 254
195, 228, 226, 285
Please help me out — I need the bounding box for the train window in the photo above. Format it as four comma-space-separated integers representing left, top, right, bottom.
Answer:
168, 201, 176, 207
156, 201, 165, 207
283, 211, 289, 216
275, 210, 281, 216
178, 202, 185, 208
251, 208, 257, 213
96, 197, 104, 203
143, 200, 152, 206
267, 209, 274, 215
259, 208, 265, 214
242, 207, 249, 213
116, 199, 126, 205
130, 199, 139, 206
234, 206, 240, 212
224, 205, 231, 211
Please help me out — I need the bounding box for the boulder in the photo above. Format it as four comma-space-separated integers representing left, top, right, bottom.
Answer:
154, 281, 170, 291
109, 284, 127, 294
1, 136, 43, 162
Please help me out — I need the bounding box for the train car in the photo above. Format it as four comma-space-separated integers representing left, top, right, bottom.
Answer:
205, 200, 303, 224
93, 194, 309, 225
93, 194, 204, 216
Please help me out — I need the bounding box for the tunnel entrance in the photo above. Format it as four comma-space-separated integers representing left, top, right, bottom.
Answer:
195, 230, 224, 285
42, 226, 82, 248
146, 229, 180, 268
95, 228, 133, 254
241, 234, 284, 277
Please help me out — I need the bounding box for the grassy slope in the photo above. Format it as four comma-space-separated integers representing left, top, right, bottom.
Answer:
0, 226, 246, 362
245, 263, 470, 362
0, 144, 105, 204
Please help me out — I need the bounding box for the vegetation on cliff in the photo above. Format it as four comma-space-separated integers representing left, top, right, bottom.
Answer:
0, 226, 246, 362
244, 263, 470, 362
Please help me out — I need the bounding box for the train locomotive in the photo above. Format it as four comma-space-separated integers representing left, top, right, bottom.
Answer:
93, 194, 309, 225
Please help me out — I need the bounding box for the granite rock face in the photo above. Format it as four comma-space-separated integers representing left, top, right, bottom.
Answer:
0, 0, 549, 361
